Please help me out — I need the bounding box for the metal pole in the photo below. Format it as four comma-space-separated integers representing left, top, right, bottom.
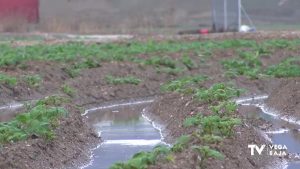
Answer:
224, 0, 228, 31
238, 0, 241, 30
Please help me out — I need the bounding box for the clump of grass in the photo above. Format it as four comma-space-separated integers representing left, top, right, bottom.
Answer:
265, 57, 300, 77
195, 83, 243, 103
24, 75, 42, 87
0, 104, 68, 144
0, 73, 17, 87
105, 75, 142, 85
61, 84, 77, 97
156, 67, 184, 75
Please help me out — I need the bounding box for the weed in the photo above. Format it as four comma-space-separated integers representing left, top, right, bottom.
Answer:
61, 84, 76, 97
0, 73, 17, 87
106, 75, 142, 85
24, 75, 42, 87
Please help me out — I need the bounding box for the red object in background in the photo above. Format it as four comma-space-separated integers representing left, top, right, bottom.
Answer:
0, 0, 39, 23
199, 29, 209, 35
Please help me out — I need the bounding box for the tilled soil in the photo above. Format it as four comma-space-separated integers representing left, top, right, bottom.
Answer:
145, 92, 278, 169
0, 33, 299, 169
266, 78, 300, 118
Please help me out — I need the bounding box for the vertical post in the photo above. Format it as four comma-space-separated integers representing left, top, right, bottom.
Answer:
238, 0, 241, 31
224, 0, 228, 31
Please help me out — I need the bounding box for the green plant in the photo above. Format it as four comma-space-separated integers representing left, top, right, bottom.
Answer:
171, 135, 191, 152
221, 50, 262, 79
265, 57, 300, 77
61, 84, 76, 97
183, 114, 202, 127
0, 104, 68, 144
0, 73, 17, 87
105, 75, 142, 85
36, 95, 70, 107
199, 134, 223, 144
181, 54, 196, 69
200, 115, 241, 137
192, 145, 224, 168
110, 145, 170, 169
144, 56, 177, 68
64, 67, 81, 78
210, 101, 237, 117
184, 114, 241, 137
161, 75, 207, 93
73, 58, 101, 69
195, 83, 243, 103
24, 75, 42, 87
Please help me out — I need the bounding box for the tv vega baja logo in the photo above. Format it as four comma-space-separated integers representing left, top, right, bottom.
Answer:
248, 144, 287, 156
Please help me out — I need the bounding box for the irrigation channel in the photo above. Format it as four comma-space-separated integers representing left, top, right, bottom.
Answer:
81, 97, 167, 169
1, 96, 300, 169
236, 95, 300, 169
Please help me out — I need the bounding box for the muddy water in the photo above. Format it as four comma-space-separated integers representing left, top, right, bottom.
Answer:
0, 103, 24, 122
82, 98, 163, 169
236, 96, 300, 169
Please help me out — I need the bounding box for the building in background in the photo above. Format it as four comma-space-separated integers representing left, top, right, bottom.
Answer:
0, 0, 39, 23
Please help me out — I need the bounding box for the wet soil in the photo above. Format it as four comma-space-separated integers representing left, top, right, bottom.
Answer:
0, 33, 299, 169
146, 94, 277, 169
266, 78, 300, 118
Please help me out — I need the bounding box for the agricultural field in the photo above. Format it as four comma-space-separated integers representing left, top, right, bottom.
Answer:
0, 32, 299, 169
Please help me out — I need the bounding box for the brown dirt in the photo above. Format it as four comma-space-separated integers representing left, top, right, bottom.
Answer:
266, 78, 300, 117
146, 93, 277, 169
0, 34, 298, 169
